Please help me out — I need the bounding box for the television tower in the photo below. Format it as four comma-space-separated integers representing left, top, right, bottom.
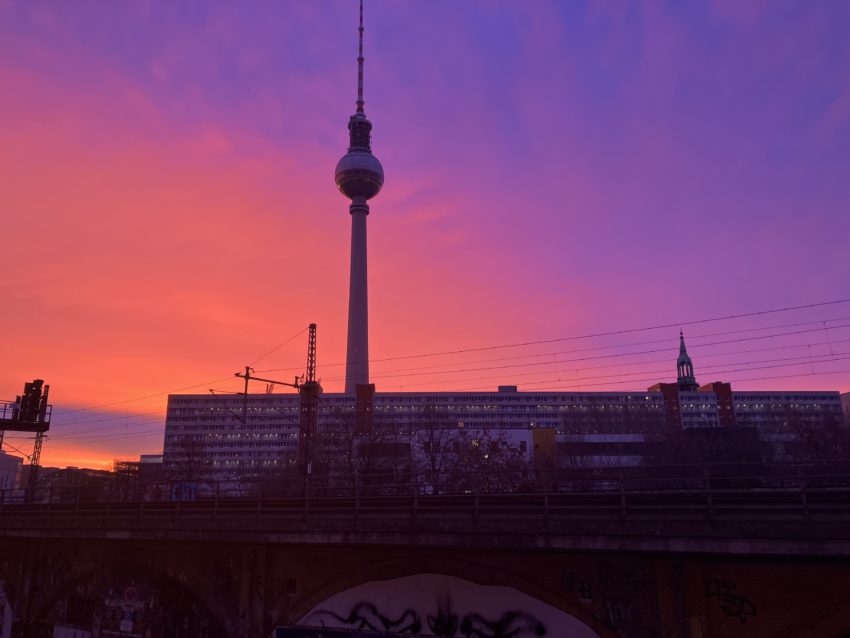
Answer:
335, 0, 384, 394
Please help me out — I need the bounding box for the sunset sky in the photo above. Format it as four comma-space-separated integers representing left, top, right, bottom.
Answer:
2, 0, 849, 468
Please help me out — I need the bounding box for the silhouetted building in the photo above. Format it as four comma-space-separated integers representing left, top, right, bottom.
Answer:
163, 341, 845, 479
0, 451, 22, 491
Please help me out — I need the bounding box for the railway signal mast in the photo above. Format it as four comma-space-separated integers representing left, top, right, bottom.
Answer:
0, 379, 53, 492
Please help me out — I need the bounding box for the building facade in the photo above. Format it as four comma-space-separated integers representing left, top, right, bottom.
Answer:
162, 381, 845, 481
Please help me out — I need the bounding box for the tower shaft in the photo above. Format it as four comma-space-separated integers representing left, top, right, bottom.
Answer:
345, 198, 369, 393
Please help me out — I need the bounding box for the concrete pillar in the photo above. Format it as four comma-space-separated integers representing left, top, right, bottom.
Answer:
345, 197, 369, 393
237, 547, 269, 638
0, 583, 11, 638
682, 562, 708, 638
655, 561, 685, 638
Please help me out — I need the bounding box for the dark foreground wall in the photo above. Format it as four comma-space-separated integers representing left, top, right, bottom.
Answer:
2, 538, 850, 638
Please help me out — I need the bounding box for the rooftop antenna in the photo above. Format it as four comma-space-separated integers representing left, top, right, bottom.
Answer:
356, 0, 365, 114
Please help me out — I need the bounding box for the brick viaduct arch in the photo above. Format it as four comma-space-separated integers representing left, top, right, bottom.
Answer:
2, 540, 231, 637
32, 558, 229, 636
6, 538, 850, 637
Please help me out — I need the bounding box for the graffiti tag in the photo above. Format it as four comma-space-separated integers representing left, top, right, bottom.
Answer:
310, 596, 547, 637
706, 578, 756, 623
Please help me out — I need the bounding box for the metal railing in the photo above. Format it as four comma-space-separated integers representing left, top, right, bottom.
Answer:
0, 398, 52, 424
1, 463, 849, 534
4, 460, 849, 502
1, 484, 848, 544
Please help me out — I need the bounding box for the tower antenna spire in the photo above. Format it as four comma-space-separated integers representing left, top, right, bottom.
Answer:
356, 0, 365, 114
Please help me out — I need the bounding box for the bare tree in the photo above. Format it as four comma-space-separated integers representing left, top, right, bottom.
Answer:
444, 428, 530, 494
166, 434, 215, 499
313, 407, 411, 495
411, 405, 457, 494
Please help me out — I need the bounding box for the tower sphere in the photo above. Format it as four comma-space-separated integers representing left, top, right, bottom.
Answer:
335, 149, 384, 200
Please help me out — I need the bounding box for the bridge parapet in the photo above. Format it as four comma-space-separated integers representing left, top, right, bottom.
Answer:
2, 485, 850, 556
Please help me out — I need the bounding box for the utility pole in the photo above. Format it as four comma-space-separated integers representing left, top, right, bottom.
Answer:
233, 368, 300, 423
233, 325, 321, 490
241, 366, 252, 424
299, 324, 321, 488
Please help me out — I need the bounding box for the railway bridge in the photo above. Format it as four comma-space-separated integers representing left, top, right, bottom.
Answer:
1, 477, 850, 638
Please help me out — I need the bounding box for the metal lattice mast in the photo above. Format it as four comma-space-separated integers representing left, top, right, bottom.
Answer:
306, 323, 317, 383
299, 324, 321, 487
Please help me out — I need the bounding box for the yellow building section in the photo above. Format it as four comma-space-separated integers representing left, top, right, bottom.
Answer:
532, 427, 556, 469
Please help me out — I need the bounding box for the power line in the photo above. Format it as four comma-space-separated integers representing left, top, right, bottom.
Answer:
52, 376, 235, 418
257, 314, 850, 375
57, 363, 850, 445
50, 410, 167, 436
45, 334, 850, 439
466, 357, 850, 393
250, 326, 309, 367
49, 428, 166, 444
0, 439, 33, 460
49, 415, 166, 439
46, 328, 308, 422
38, 300, 850, 444
45, 300, 850, 419
303, 315, 850, 379
51, 351, 850, 441
257, 299, 850, 374
521, 367, 850, 394
384, 352, 850, 393
53, 357, 850, 443
321, 322, 850, 384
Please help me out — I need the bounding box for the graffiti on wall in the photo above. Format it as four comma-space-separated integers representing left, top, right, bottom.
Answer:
706, 578, 756, 623
310, 597, 546, 638
302, 574, 599, 638
596, 561, 658, 638
311, 602, 421, 634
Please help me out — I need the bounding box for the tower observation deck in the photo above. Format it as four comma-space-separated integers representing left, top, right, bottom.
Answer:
335, 0, 383, 394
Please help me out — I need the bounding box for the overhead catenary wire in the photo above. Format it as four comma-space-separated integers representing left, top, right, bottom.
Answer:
44, 323, 850, 438
35, 300, 850, 447
52, 376, 236, 418
43, 300, 850, 419
505, 367, 850, 395
320, 322, 850, 384
376, 350, 850, 392
48, 326, 309, 419
50, 364, 850, 445
47, 351, 850, 442
258, 315, 850, 377
45, 366, 850, 446
53, 316, 840, 415
0, 439, 34, 460
48, 428, 167, 445
249, 326, 309, 367
256, 300, 850, 373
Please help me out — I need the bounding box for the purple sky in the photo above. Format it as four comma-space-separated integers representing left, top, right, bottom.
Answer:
1, 0, 849, 466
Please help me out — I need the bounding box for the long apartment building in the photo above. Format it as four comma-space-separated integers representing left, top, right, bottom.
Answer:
162, 334, 845, 478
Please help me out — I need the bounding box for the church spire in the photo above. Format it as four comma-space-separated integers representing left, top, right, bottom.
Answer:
677, 330, 698, 391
